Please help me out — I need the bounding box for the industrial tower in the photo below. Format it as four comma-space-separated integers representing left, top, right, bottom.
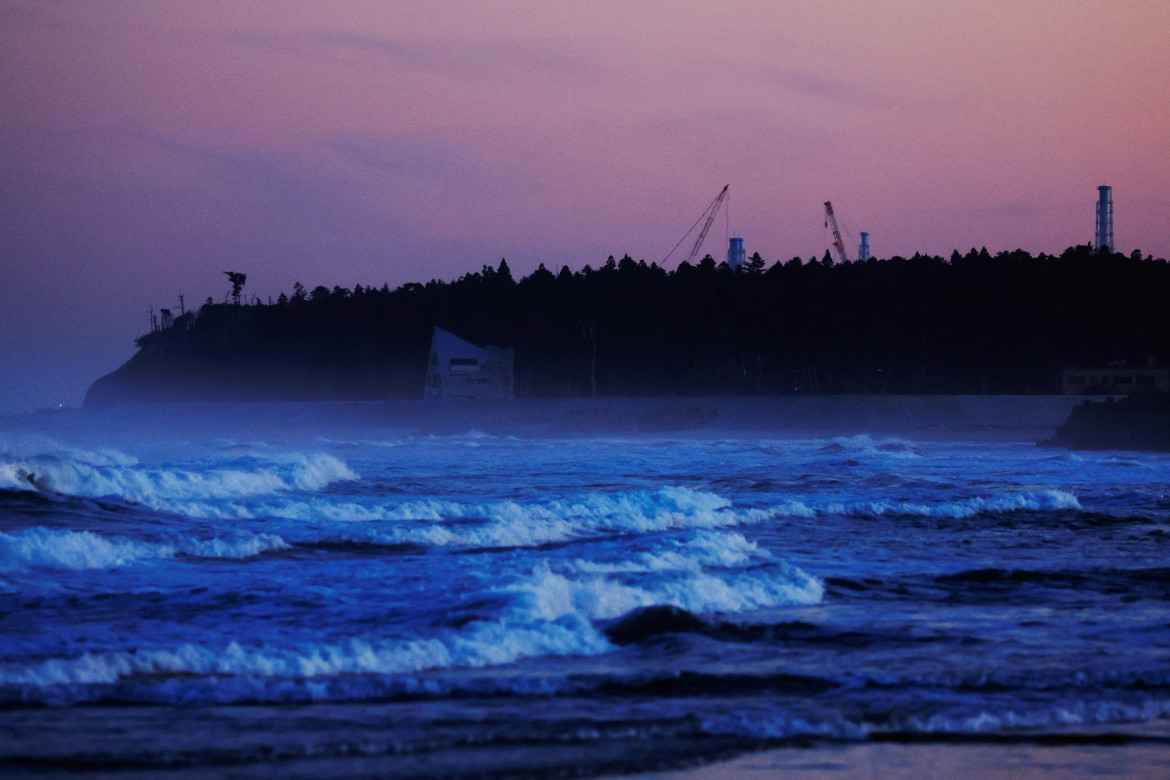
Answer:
727, 237, 745, 270
858, 232, 871, 261
1095, 186, 1113, 251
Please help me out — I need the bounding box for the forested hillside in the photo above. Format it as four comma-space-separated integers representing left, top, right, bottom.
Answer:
85, 245, 1170, 405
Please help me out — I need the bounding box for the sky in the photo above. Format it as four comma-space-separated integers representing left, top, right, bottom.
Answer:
2, 1, 1169, 413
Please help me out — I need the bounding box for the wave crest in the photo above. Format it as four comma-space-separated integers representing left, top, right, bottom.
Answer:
0, 527, 289, 572
0, 443, 357, 503
819, 490, 1082, 519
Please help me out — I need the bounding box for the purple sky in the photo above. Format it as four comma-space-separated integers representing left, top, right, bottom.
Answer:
3, 1, 1168, 412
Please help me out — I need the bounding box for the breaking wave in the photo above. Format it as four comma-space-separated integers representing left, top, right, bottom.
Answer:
808, 490, 1081, 520
1, 590, 611, 702
51, 482, 1086, 557
0, 442, 357, 503
0, 618, 608, 692
567, 530, 771, 575
159, 486, 773, 549
507, 559, 823, 625
0, 527, 289, 572
1, 524, 822, 705
817, 435, 926, 458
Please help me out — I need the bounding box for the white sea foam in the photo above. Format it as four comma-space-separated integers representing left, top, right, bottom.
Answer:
0, 524, 820, 694
821, 489, 1082, 519
0, 617, 610, 691
820, 434, 925, 457
154, 486, 765, 549
904, 698, 1170, 733
568, 531, 771, 575
700, 710, 870, 740
0, 527, 289, 572
0, 528, 170, 572
182, 534, 290, 560
0, 443, 357, 503
698, 698, 1170, 741
505, 556, 823, 623
0, 566, 819, 697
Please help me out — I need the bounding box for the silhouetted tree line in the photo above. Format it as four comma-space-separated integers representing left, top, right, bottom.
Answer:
120, 245, 1170, 401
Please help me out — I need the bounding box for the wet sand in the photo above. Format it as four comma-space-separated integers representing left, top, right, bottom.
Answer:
627, 738, 1170, 779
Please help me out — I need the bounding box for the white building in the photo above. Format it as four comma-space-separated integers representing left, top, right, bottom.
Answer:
424, 327, 514, 400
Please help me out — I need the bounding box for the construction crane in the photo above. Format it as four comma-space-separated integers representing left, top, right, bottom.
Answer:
688, 185, 729, 264
824, 201, 849, 264
662, 185, 730, 266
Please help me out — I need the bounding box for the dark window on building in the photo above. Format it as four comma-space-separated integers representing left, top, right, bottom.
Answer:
1138, 375, 1156, 386
1115, 376, 1133, 385
1068, 375, 1085, 385
450, 358, 478, 367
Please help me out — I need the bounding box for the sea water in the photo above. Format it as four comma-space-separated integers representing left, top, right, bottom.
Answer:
1, 401, 1168, 777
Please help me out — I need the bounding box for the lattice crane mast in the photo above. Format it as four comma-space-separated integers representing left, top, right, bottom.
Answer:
824, 201, 849, 264
662, 185, 730, 267
688, 185, 729, 265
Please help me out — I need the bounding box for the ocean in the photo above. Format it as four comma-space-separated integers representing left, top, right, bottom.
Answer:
2, 398, 1168, 777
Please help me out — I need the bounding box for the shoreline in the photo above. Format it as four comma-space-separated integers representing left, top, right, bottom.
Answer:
634, 740, 1170, 779
623, 725, 1170, 779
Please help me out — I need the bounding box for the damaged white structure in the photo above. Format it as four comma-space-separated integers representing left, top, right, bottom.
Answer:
424, 327, 514, 400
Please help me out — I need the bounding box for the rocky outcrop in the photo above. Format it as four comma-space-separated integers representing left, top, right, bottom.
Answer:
1041, 394, 1170, 452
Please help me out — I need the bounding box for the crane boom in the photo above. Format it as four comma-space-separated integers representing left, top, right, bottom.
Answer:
661, 185, 731, 267
824, 201, 849, 264
687, 185, 729, 264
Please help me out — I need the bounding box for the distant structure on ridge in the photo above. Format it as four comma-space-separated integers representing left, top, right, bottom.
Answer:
727, 237, 745, 270
424, 327, 514, 400
823, 201, 850, 263
1095, 185, 1113, 251
858, 232, 871, 262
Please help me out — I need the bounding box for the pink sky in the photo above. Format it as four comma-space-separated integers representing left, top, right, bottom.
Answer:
2, 1, 1168, 411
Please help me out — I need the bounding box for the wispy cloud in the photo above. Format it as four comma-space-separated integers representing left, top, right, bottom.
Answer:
313, 31, 608, 82
215, 26, 613, 88
760, 66, 919, 111
769, 68, 859, 100
325, 132, 467, 181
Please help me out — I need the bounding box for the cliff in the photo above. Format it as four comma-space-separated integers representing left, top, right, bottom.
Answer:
85, 338, 427, 407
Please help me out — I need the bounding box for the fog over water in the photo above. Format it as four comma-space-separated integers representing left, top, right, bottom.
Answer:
2, 397, 1168, 776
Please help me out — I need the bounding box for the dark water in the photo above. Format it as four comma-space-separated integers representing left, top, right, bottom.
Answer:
2, 408, 1169, 776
